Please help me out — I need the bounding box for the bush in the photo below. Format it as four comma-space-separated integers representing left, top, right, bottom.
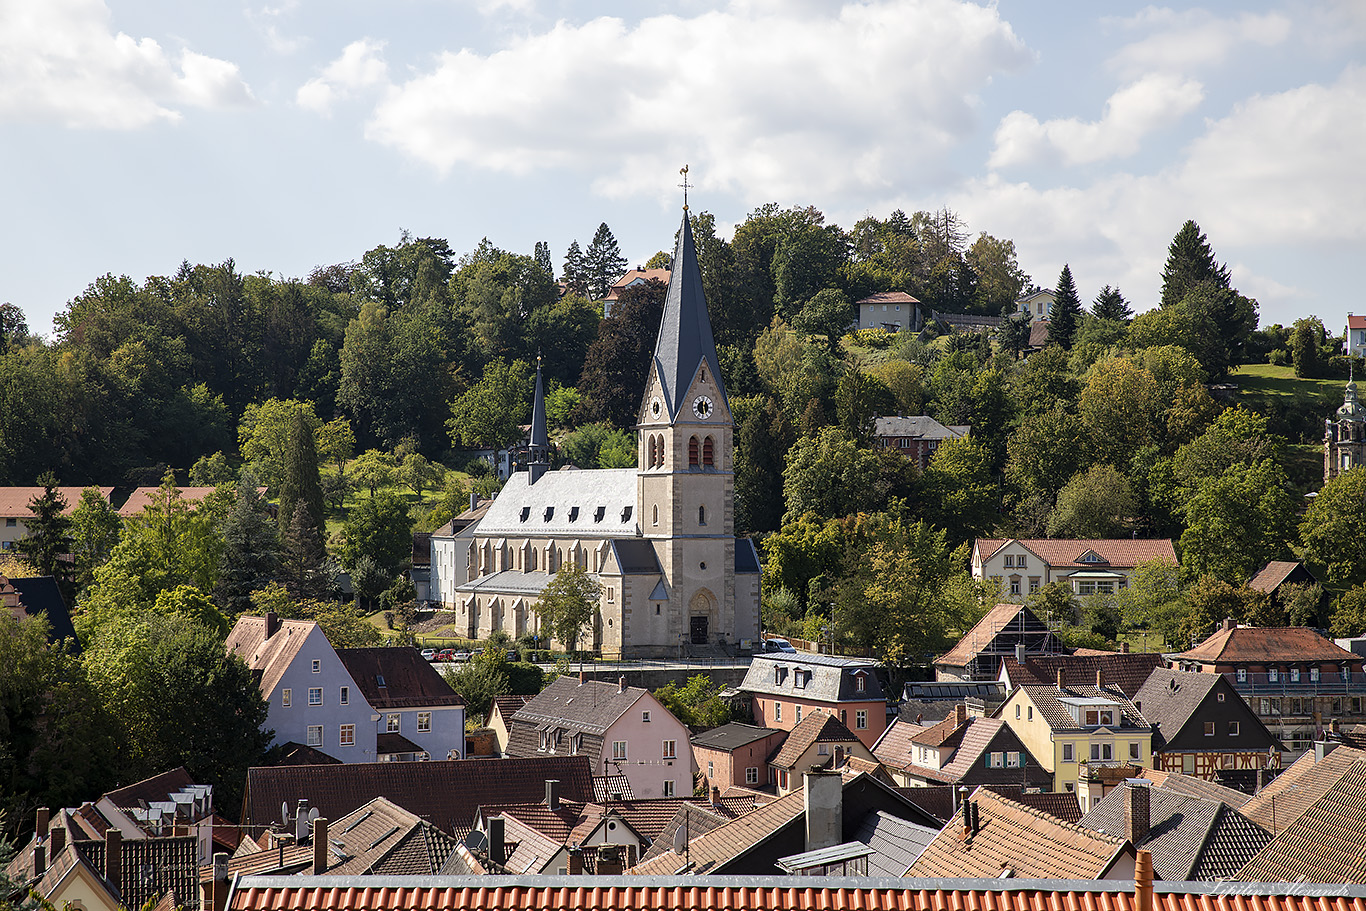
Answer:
1268, 348, 1288, 366
853, 328, 897, 349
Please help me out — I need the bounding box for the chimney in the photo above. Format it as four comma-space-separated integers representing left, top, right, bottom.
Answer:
1015, 643, 1026, 663
488, 816, 506, 866
566, 848, 583, 875
32, 842, 45, 878
1255, 768, 1268, 793
1121, 642, 1130, 654
597, 845, 624, 876
1125, 782, 1151, 845
803, 770, 842, 852
710, 786, 721, 806
265, 611, 280, 639
618, 676, 626, 694
104, 829, 122, 887
312, 817, 328, 875
210, 852, 230, 911
546, 779, 560, 811
469, 491, 478, 512
48, 826, 64, 858
954, 704, 967, 728
212, 852, 229, 882
1222, 617, 1236, 632
579, 668, 585, 685
1315, 741, 1339, 761
1135, 849, 1154, 911
1056, 668, 1065, 689
1096, 668, 1105, 688
35, 808, 49, 840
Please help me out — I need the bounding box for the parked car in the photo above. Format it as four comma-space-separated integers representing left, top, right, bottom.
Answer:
420, 648, 437, 661
437, 648, 455, 662
449, 650, 472, 662
763, 637, 797, 654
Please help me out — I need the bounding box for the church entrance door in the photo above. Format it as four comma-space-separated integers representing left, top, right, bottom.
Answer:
690, 615, 709, 645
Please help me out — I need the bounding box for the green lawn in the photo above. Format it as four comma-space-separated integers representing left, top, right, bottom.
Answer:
322, 464, 479, 542
1231, 363, 1345, 403
1231, 363, 1343, 491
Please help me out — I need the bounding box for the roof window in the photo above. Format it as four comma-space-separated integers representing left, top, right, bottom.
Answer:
544, 506, 554, 522
520, 506, 531, 522
376, 674, 386, 687
569, 506, 580, 522
621, 506, 633, 522
594, 506, 606, 522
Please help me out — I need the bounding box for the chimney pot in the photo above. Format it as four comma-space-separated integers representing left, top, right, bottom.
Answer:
566, 848, 583, 875
104, 829, 122, 886
803, 770, 843, 853
32, 843, 45, 878
1056, 668, 1065, 689
618, 676, 626, 694
48, 826, 64, 858
265, 611, 280, 639
546, 779, 560, 811
212, 852, 229, 882
312, 818, 328, 875
1135, 849, 1154, 911
489, 816, 506, 866
1096, 669, 1105, 688
469, 491, 478, 512
36, 808, 49, 839
710, 785, 720, 805
1125, 782, 1151, 845
1222, 617, 1235, 632
1015, 643, 1026, 663
954, 704, 967, 727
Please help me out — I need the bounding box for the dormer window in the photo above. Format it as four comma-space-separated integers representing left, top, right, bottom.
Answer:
569, 506, 579, 522
854, 672, 866, 693
544, 506, 554, 522
621, 506, 633, 522
520, 506, 531, 522
594, 506, 606, 522
1077, 550, 1107, 564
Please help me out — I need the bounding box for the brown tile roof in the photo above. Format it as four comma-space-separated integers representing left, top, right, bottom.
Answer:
857, 291, 920, 305
936, 602, 1035, 668
117, 486, 229, 517
1248, 561, 1309, 594
0, 486, 111, 517
335, 647, 466, 709
909, 714, 962, 748
636, 804, 730, 866
894, 786, 957, 823
1240, 745, 1366, 832
323, 797, 458, 876
1138, 768, 1254, 809
975, 538, 1177, 570
1002, 652, 1165, 698
984, 788, 1082, 825
102, 766, 197, 811
225, 615, 319, 698
872, 718, 930, 771
1236, 756, 1366, 883
1174, 626, 1360, 665
769, 712, 861, 770
242, 756, 595, 833
489, 694, 531, 725
227, 877, 1366, 911
905, 788, 1130, 880
629, 792, 806, 875
498, 812, 565, 874
77, 835, 201, 910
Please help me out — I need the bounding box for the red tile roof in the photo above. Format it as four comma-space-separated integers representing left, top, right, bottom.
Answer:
1001, 653, 1165, 698
0, 487, 112, 518
335, 647, 466, 709
769, 712, 862, 770
1349, 315, 1366, 330
118, 485, 227, 517
226, 615, 320, 698
976, 538, 1176, 570
1174, 626, 1360, 665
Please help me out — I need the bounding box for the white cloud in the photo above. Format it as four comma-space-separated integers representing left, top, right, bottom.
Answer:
989, 73, 1204, 169
247, 1, 306, 55
296, 39, 389, 114
0, 0, 254, 128
1109, 7, 1291, 77
357, 0, 1032, 200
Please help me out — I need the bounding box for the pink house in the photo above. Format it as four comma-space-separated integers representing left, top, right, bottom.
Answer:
505, 676, 696, 799
738, 654, 889, 750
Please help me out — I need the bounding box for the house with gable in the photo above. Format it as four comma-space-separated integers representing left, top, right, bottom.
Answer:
1017, 288, 1057, 320
971, 538, 1177, 599
999, 650, 1165, 699
768, 712, 873, 795
737, 653, 888, 749
0, 486, 112, 551
872, 416, 969, 471
855, 291, 919, 333
1134, 667, 1282, 778
871, 705, 1051, 792
934, 602, 1067, 682
691, 722, 788, 794
505, 675, 695, 799
334, 647, 466, 761
602, 267, 670, 317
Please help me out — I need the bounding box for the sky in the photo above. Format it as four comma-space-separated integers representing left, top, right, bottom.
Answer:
1, 0, 1363, 338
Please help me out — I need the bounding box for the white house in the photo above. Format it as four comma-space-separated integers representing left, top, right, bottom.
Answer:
856, 291, 919, 332
971, 538, 1177, 599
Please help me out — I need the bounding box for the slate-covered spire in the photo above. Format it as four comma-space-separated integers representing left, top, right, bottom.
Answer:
652, 211, 726, 421
528, 354, 550, 484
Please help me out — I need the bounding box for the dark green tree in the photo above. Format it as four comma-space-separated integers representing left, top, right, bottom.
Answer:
340, 490, 414, 577
1160, 220, 1231, 309
782, 427, 914, 524
277, 408, 325, 545
1301, 468, 1366, 591
792, 288, 854, 350
735, 396, 792, 535
573, 280, 667, 428
22, 473, 72, 580
560, 240, 588, 296
281, 501, 328, 600
216, 482, 281, 616
447, 358, 533, 453
533, 241, 554, 278
0, 302, 29, 355
68, 487, 121, 593
1048, 264, 1082, 350
536, 562, 602, 651
1091, 285, 1133, 322
583, 222, 628, 300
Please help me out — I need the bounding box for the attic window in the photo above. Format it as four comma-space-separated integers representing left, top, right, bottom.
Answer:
544, 507, 555, 522
569, 506, 580, 522
1078, 551, 1107, 564
594, 506, 606, 522
520, 507, 531, 522
621, 506, 633, 522
376, 675, 387, 687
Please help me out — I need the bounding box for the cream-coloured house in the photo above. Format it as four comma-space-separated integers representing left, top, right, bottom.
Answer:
972, 538, 1177, 599
430, 210, 761, 657
855, 291, 919, 332
1017, 289, 1056, 319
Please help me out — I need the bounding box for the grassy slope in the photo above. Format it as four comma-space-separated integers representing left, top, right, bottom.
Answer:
1232, 364, 1341, 493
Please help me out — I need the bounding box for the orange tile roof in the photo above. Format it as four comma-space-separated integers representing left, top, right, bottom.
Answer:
629, 792, 806, 875
770, 712, 862, 770
0, 486, 112, 517
905, 788, 1130, 880
936, 603, 1045, 668
226, 876, 1366, 911
118, 485, 229, 517
1173, 626, 1360, 665
226, 615, 320, 698
1240, 745, 1366, 832
976, 538, 1177, 570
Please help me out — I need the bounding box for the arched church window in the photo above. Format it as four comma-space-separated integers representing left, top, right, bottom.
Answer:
655, 433, 666, 468
702, 436, 715, 468
652, 504, 659, 526
699, 504, 707, 525
688, 436, 700, 468
648, 435, 657, 468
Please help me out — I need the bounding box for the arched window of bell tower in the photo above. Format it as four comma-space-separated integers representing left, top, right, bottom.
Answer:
699, 504, 707, 525
688, 436, 700, 468
702, 436, 715, 468
655, 433, 666, 468
652, 504, 659, 526
648, 435, 657, 468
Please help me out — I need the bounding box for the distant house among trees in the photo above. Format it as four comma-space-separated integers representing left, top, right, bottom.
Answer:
873, 417, 969, 471
603, 268, 670, 317
855, 291, 919, 333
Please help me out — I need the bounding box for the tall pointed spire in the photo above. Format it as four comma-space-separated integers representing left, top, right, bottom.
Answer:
652, 211, 725, 421
528, 354, 550, 483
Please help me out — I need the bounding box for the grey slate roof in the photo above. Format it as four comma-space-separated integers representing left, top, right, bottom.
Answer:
1134, 668, 1230, 750
455, 570, 552, 596
652, 211, 726, 421
738, 653, 884, 703
511, 676, 646, 737
473, 468, 639, 537
872, 416, 969, 441
610, 539, 662, 575
691, 722, 784, 753
735, 538, 761, 574
5, 575, 78, 648
1080, 783, 1270, 881
853, 809, 937, 876
1018, 683, 1149, 732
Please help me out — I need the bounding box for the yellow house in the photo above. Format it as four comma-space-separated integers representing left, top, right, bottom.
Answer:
999, 677, 1154, 813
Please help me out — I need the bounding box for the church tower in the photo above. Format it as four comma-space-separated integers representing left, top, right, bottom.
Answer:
635, 209, 738, 651
1326, 378, 1366, 481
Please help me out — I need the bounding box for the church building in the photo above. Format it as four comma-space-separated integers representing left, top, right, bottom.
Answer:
1325, 378, 1366, 481
428, 210, 761, 658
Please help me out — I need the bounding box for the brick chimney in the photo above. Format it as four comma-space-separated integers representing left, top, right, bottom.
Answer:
104, 829, 122, 887
954, 703, 967, 728
265, 611, 280, 639
32, 842, 45, 878
36, 808, 49, 839
48, 825, 64, 858
803, 770, 842, 852
1121, 642, 1130, 654
710, 785, 721, 806
488, 816, 506, 866
1096, 668, 1105, 688
1056, 668, 1065, 689
566, 847, 583, 875
1125, 782, 1151, 845
546, 779, 560, 810
312, 817, 328, 875
597, 845, 624, 876
1222, 617, 1236, 632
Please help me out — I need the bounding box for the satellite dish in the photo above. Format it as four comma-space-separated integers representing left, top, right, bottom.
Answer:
465, 830, 488, 852
308, 808, 320, 823
282, 802, 290, 825
672, 822, 688, 855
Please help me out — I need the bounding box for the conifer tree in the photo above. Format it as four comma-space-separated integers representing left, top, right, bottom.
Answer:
561, 240, 588, 296
216, 481, 280, 615
533, 241, 553, 278
583, 222, 628, 300
281, 501, 327, 600
22, 472, 71, 579
277, 408, 325, 544
1160, 219, 1230, 309
1091, 285, 1133, 322
1048, 264, 1082, 350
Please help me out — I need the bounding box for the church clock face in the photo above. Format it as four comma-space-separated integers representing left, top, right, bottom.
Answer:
650, 396, 663, 419
692, 394, 714, 419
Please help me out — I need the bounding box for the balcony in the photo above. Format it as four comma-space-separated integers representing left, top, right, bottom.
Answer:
1225, 671, 1366, 697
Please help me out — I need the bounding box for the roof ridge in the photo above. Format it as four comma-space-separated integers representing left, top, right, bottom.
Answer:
976, 788, 1126, 846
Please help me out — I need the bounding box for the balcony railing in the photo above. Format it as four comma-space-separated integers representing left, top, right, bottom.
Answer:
1225, 671, 1366, 697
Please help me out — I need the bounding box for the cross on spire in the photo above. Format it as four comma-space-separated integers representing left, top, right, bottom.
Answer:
678, 165, 691, 211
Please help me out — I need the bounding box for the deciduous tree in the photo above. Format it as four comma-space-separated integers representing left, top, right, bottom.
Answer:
537, 562, 602, 651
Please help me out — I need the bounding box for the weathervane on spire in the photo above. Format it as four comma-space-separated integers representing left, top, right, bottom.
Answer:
679, 165, 691, 211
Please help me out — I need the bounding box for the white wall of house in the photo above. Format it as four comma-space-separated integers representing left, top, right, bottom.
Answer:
267, 625, 379, 760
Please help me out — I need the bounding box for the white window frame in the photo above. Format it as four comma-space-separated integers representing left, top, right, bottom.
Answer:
746, 767, 759, 785
663, 740, 676, 759
417, 712, 432, 733
307, 725, 322, 747
1062, 743, 1074, 762
662, 780, 675, 797
855, 710, 867, 730
613, 741, 627, 760
339, 724, 355, 746
340, 686, 349, 706
312, 659, 321, 673
387, 714, 401, 732
308, 687, 323, 706
775, 702, 783, 722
